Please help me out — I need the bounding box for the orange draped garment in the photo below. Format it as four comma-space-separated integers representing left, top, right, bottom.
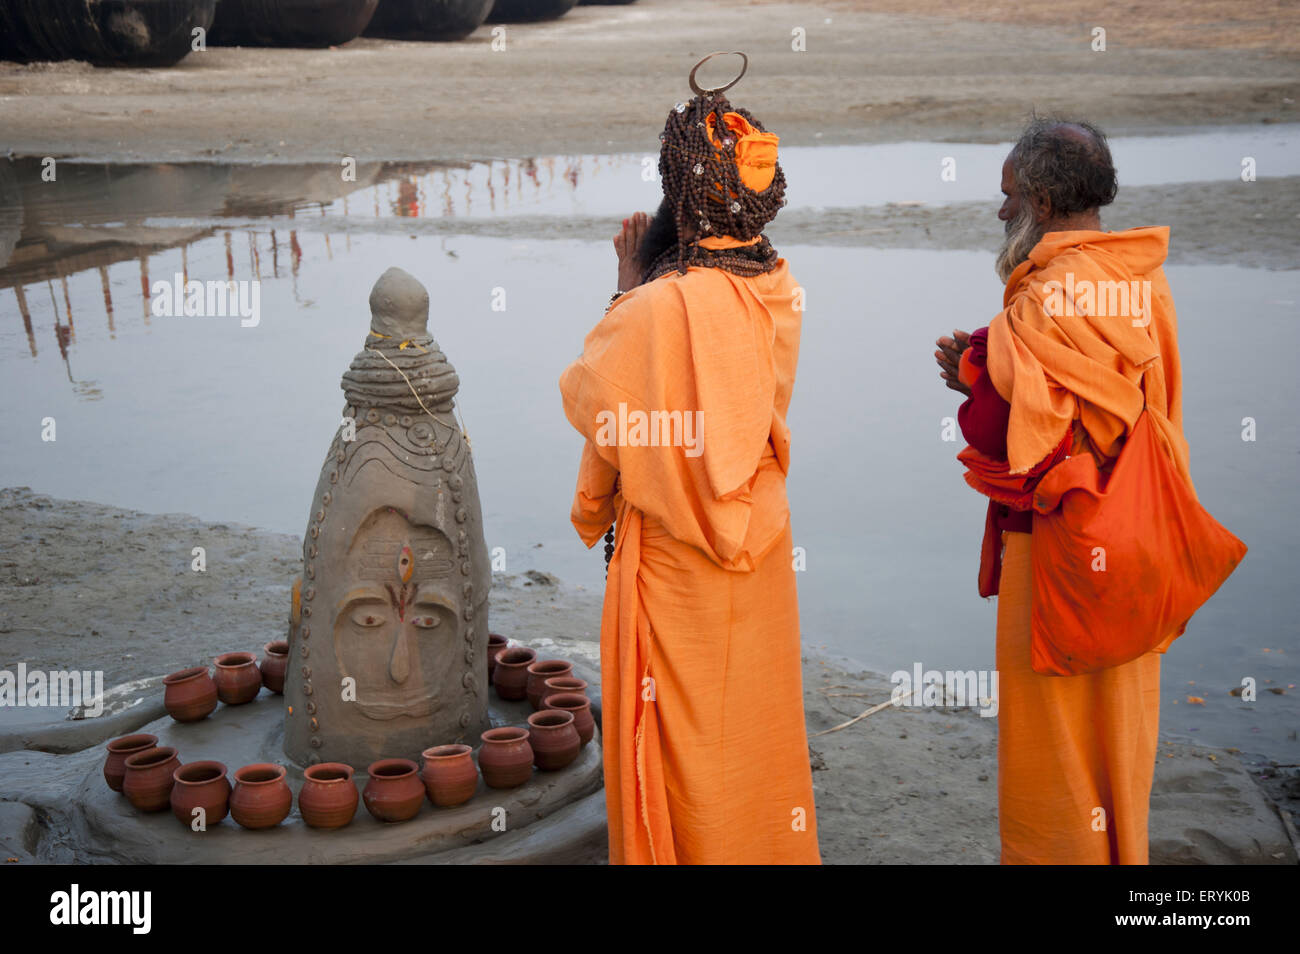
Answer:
984, 227, 1184, 864
559, 236, 821, 865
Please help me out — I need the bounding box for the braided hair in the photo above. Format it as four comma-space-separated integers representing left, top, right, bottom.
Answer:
641, 93, 787, 285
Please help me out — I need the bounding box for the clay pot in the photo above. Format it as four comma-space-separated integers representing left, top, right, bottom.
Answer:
103, 733, 157, 793
363, 759, 424, 823
542, 693, 595, 746
526, 659, 573, 710
299, 762, 359, 830
527, 710, 580, 771
259, 641, 289, 694
214, 651, 262, 705
420, 744, 479, 808
162, 666, 218, 722
230, 763, 292, 830
541, 676, 588, 707
477, 727, 533, 789
487, 633, 508, 682
492, 647, 536, 701
122, 746, 181, 812
170, 761, 231, 827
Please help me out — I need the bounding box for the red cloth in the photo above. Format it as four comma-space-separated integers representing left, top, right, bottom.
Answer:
959, 328, 1034, 538
957, 327, 1066, 595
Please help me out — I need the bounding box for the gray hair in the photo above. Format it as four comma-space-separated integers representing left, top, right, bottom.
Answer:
1010, 117, 1118, 217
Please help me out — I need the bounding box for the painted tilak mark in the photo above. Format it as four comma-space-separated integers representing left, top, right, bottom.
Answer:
383, 582, 416, 622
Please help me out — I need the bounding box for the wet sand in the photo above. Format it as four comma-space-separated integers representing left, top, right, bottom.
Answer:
0, 0, 1296, 164
0, 488, 1295, 864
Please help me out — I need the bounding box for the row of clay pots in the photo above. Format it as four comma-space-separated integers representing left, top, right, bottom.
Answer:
160, 643, 289, 723
105, 736, 492, 830
488, 638, 590, 713
478, 707, 591, 788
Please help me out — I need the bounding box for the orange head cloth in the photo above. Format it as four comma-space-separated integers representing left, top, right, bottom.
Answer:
705, 111, 779, 194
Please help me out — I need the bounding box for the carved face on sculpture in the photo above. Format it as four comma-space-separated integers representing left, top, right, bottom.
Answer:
335, 508, 459, 721
282, 267, 492, 769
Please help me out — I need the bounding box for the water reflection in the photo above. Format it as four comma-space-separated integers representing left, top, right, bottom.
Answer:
0, 139, 1295, 761
0, 153, 645, 375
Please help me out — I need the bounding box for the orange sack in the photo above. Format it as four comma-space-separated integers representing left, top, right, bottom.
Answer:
559, 237, 820, 864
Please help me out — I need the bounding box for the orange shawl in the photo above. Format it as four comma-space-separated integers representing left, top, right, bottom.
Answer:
985, 227, 1190, 484
559, 236, 800, 570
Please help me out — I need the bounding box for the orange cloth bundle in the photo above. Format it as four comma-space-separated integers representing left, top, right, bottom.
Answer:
705, 111, 779, 194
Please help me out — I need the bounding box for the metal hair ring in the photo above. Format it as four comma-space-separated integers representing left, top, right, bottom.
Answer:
689, 51, 748, 97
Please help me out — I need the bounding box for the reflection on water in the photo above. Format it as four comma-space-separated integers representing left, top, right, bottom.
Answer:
0, 137, 1297, 761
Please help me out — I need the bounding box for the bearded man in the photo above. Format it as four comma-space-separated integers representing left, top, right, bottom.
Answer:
559, 53, 821, 865
936, 118, 1188, 864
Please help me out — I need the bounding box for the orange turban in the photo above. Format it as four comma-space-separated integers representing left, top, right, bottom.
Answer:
706, 111, 779, 193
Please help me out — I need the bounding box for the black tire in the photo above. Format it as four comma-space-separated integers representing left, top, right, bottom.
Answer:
364, 0, 494, 41
209, 0, 379, 47
486, 0, 578, 24
0, 0, 215, 67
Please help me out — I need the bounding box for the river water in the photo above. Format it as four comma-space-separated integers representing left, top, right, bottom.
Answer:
1, 128, 1296, 761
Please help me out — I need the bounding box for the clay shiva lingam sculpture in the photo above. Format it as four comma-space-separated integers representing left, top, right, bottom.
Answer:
283, 267, 493, 769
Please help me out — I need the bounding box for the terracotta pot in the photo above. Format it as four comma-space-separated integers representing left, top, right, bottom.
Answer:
122, 746, 181, 812
492, 647, 536, 701
230, 763, 292, 829
487, 633, 508, 682
363, 759, 424, 823
214, 651, 262, 705
542, 692, 595, 746
170, 761, 231, 827
299, 762, 359, 830
527, 710, 580, 771
103, 733, 157, 793
477, 727, 533, 789
420, 744, 478, 807
526, 659, 573, 710
542, 675, 588, 702
162, 666, 218, 722
260, 641, 289, 694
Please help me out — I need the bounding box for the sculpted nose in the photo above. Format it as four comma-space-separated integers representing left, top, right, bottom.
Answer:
389, 626, 410, 683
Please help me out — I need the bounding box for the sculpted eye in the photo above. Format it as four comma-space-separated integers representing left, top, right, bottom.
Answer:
351, 608, 387, 628
411, 615, 440, 629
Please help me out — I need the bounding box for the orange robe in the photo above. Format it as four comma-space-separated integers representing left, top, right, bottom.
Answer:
559, 236, 820, 864
984, 227, 1184, 864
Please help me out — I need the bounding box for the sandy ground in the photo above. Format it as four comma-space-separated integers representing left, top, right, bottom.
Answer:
0, 0, 1296, 164
1, 487, 1295, 864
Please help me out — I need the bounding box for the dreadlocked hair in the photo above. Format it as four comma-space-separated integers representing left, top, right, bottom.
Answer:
641, 93, 787, 285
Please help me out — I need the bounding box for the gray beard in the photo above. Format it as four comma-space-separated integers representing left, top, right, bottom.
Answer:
995, 205, 1043, 284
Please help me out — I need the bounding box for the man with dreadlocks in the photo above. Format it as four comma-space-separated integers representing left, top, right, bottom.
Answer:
559, 52, 820, 865
935, 118, 1192, 864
